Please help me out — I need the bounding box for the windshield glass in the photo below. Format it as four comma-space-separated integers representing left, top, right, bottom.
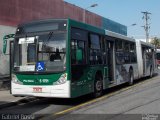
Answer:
157, 53, 160, 60
14, 32, 66, 72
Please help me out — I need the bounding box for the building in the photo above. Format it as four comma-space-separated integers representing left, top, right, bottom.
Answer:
0, 0, 127, 76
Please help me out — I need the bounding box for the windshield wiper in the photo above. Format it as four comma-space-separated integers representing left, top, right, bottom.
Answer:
43, 32, 53, 46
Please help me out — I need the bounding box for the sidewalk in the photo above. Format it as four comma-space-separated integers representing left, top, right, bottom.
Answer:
0, 90, 24, 107
0, 77, 24, 108
0, 78, 39, 109
0, 89, 39, 110
0, 79, 38, 109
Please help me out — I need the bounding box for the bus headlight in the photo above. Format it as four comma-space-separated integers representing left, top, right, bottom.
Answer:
54, 73, 67, 85
12, 74, 23, 85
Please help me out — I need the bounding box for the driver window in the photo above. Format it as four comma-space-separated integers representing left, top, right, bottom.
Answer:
71, 28, 87, 65
71, 40, 86, 64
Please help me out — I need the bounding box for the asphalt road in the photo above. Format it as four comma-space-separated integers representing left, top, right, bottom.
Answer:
0, 70, 160, 120
54, 70, 160, 120
73, 76, 160, 114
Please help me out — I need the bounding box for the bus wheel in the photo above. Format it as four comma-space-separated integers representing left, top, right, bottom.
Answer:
150, 67, 153, 78
128, 69, 134, 85
13, 95, 18, 97
94, 75, 103, 97
13, 95, 24, 97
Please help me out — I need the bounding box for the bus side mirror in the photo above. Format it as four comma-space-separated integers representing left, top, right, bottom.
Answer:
76, 49, 83, 61
3, 38, 7, 54
3, 34, 15, 55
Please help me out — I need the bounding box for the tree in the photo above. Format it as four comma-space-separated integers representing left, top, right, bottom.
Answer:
150, 37, 160, 49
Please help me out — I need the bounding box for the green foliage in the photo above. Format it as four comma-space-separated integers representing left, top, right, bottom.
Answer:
150, 37, 160, 49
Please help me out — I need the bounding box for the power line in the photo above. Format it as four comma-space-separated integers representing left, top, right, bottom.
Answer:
141, 11, 151, 43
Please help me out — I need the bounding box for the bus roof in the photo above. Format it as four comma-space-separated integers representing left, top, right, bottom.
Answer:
105, 30, 135, 42
138, 40, 155, 48
68, 19, 105, 35
17, 19, 68, 27
156, 51, 160, 53
16, 18, 105, 35
16, 19, 68, 35
156, 49, 160, 53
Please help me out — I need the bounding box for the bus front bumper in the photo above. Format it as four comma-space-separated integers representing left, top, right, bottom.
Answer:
11, 81, 71, 98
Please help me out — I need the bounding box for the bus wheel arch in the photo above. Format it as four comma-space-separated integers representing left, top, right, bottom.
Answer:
128, 67, 134, 85
94, 71, 103, 97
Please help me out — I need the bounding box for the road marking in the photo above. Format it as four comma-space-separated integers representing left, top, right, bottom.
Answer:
55, 77, 157, 115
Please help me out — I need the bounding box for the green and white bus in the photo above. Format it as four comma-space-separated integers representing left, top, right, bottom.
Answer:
3, 19, 155, 98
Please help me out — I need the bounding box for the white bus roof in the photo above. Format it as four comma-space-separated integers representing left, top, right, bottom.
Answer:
156, 49, 160, 52
137, 40, 155, 48
105, 30, 135, 42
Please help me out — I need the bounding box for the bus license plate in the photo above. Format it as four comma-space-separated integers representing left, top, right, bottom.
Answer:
33, 87, 42, 93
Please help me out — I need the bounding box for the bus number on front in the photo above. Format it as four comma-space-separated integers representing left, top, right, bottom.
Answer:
39, 79, 49, 83
33, 87, 42, 93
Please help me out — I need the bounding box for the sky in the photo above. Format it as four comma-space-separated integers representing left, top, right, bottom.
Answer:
64, 0, 160, 39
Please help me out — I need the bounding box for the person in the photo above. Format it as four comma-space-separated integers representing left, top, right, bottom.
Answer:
50, 49, 61, 61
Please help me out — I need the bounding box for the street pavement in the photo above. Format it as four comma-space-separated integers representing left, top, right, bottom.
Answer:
0, 90, 23, 106
54, 71, 160, 120
72, 76, 160, 114
0, 76, 24, 107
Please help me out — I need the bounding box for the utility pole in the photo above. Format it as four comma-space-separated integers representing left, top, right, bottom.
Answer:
141, 11, 151, 43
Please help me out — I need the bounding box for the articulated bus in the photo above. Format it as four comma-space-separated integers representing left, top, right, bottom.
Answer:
4, 19, 156, 98
104, 31, 155, 86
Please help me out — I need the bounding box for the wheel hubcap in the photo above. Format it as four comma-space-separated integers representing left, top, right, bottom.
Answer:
96, 81, 102, 91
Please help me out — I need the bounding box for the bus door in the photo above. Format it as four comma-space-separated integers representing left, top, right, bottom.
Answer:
107, 40, 114, 83
142, 47, 146, 75
9, 40, 14, 93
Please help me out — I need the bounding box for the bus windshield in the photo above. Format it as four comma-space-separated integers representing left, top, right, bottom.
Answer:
156, 52, 160, 60
13, 32, 66, 73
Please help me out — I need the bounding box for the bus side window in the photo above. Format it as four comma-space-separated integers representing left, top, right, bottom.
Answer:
71, 28, 87, 65
71, 40, 86, 64
89, 34, 102, 65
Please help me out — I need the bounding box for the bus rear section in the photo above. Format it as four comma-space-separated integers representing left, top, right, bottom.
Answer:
105, 30, 139, 87
136, 40, 156, 78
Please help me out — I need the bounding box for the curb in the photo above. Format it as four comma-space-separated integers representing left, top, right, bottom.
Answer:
0, 97, 38, 110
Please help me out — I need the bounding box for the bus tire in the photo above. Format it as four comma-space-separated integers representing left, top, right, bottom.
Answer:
13, 95, 18, 97
150, 66, 153, 78
13, 95, 24, 97
128, 69, 134, 85
94, 75, 103, 98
